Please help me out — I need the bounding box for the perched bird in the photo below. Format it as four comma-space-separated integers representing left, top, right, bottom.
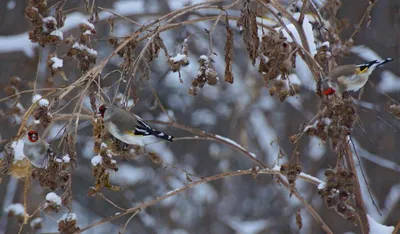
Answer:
22, 130, 50, 167
98, 104, 174, 145
322, 58, 393, 95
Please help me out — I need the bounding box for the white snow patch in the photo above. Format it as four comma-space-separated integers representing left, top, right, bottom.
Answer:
321, 41, 330, 48
4, 203, 25, 216
170, 53, 187, 63
45, 192, 62, 206
199, 55, 208, 60
81, 20, 95, 30
272, 165, 281, 171
72, 42, 97, 56
39, 99, 49, 107
317, 182, 326, 190
62, 154, 70, 163
50, 56, 63, 69
91, 155, 102, 166
43, 16, 57, 25
50, 29, 63, 40
299, 172, 324, 184
11, 140, 25, 161
32, 94, 42, 103
58, 213, 76, 222
367, 215, 394, 234
214, 134, 256, 158
30, 217, 43, 227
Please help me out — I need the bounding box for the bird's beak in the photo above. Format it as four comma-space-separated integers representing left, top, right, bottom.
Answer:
31, 134, 38, 141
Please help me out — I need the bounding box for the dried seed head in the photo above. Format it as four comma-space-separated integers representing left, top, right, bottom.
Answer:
324, 168, 336, 179
251, 166, 260, 179
325, 196, 338, 208
280, 163, 290, 175
339, 191, 350, 201
269, 86, 278, 96
336, 202, 348, 214
279, 89, 289, 102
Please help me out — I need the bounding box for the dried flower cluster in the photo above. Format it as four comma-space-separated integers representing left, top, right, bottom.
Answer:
280, 163, 302, 192
67, 20, 97, 73
301, 96, 356, 149
318, 168, 357, 224
389, 103, 400, 119
90, 143, 120, 194
259, 32, 299, 101
314, 44, 337, 75
31, 152, 70, 191
33, 102, 53, 127
188, 56, 219, 96
25, 0, 65, 46
58, 213, 80, 234
168, 40, 190, 77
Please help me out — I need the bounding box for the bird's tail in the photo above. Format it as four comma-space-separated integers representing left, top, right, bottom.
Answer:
150, 129, 174, 142
134, 117, 174, 142
376, 58, 393, 67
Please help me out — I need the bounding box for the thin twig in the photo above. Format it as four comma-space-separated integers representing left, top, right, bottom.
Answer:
96, 192, 126, 212
120, 209, 140, 234
348, 135, 381, 215
344, 136, 370, 233
298, 0, 308, 24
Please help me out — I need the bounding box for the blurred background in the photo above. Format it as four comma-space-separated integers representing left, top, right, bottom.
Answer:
0, 0, 399, 233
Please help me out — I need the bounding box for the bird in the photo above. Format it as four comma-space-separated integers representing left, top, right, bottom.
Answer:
321, 58, 393, 96
22, 130, 50, 167
98, 104, 174, 145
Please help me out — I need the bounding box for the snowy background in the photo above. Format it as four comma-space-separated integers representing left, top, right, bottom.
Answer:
0, 0, 399, 233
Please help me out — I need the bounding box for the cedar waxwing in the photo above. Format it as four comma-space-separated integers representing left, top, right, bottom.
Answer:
98, 104, 173, 145
322, 58, 393, 95
22, 130, 49, 167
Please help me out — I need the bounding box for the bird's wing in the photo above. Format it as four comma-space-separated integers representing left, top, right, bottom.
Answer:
328, 65, 357, 81
110, 108, 155, 136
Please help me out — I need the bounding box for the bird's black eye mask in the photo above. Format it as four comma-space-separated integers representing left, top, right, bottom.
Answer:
98, 105, 107, 118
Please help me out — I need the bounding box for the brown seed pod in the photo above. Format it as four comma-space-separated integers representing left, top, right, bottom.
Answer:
339, 191, 350, 201
325, 196, 338, 208
269, 86, 278, 96
336, 202, 348, 214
